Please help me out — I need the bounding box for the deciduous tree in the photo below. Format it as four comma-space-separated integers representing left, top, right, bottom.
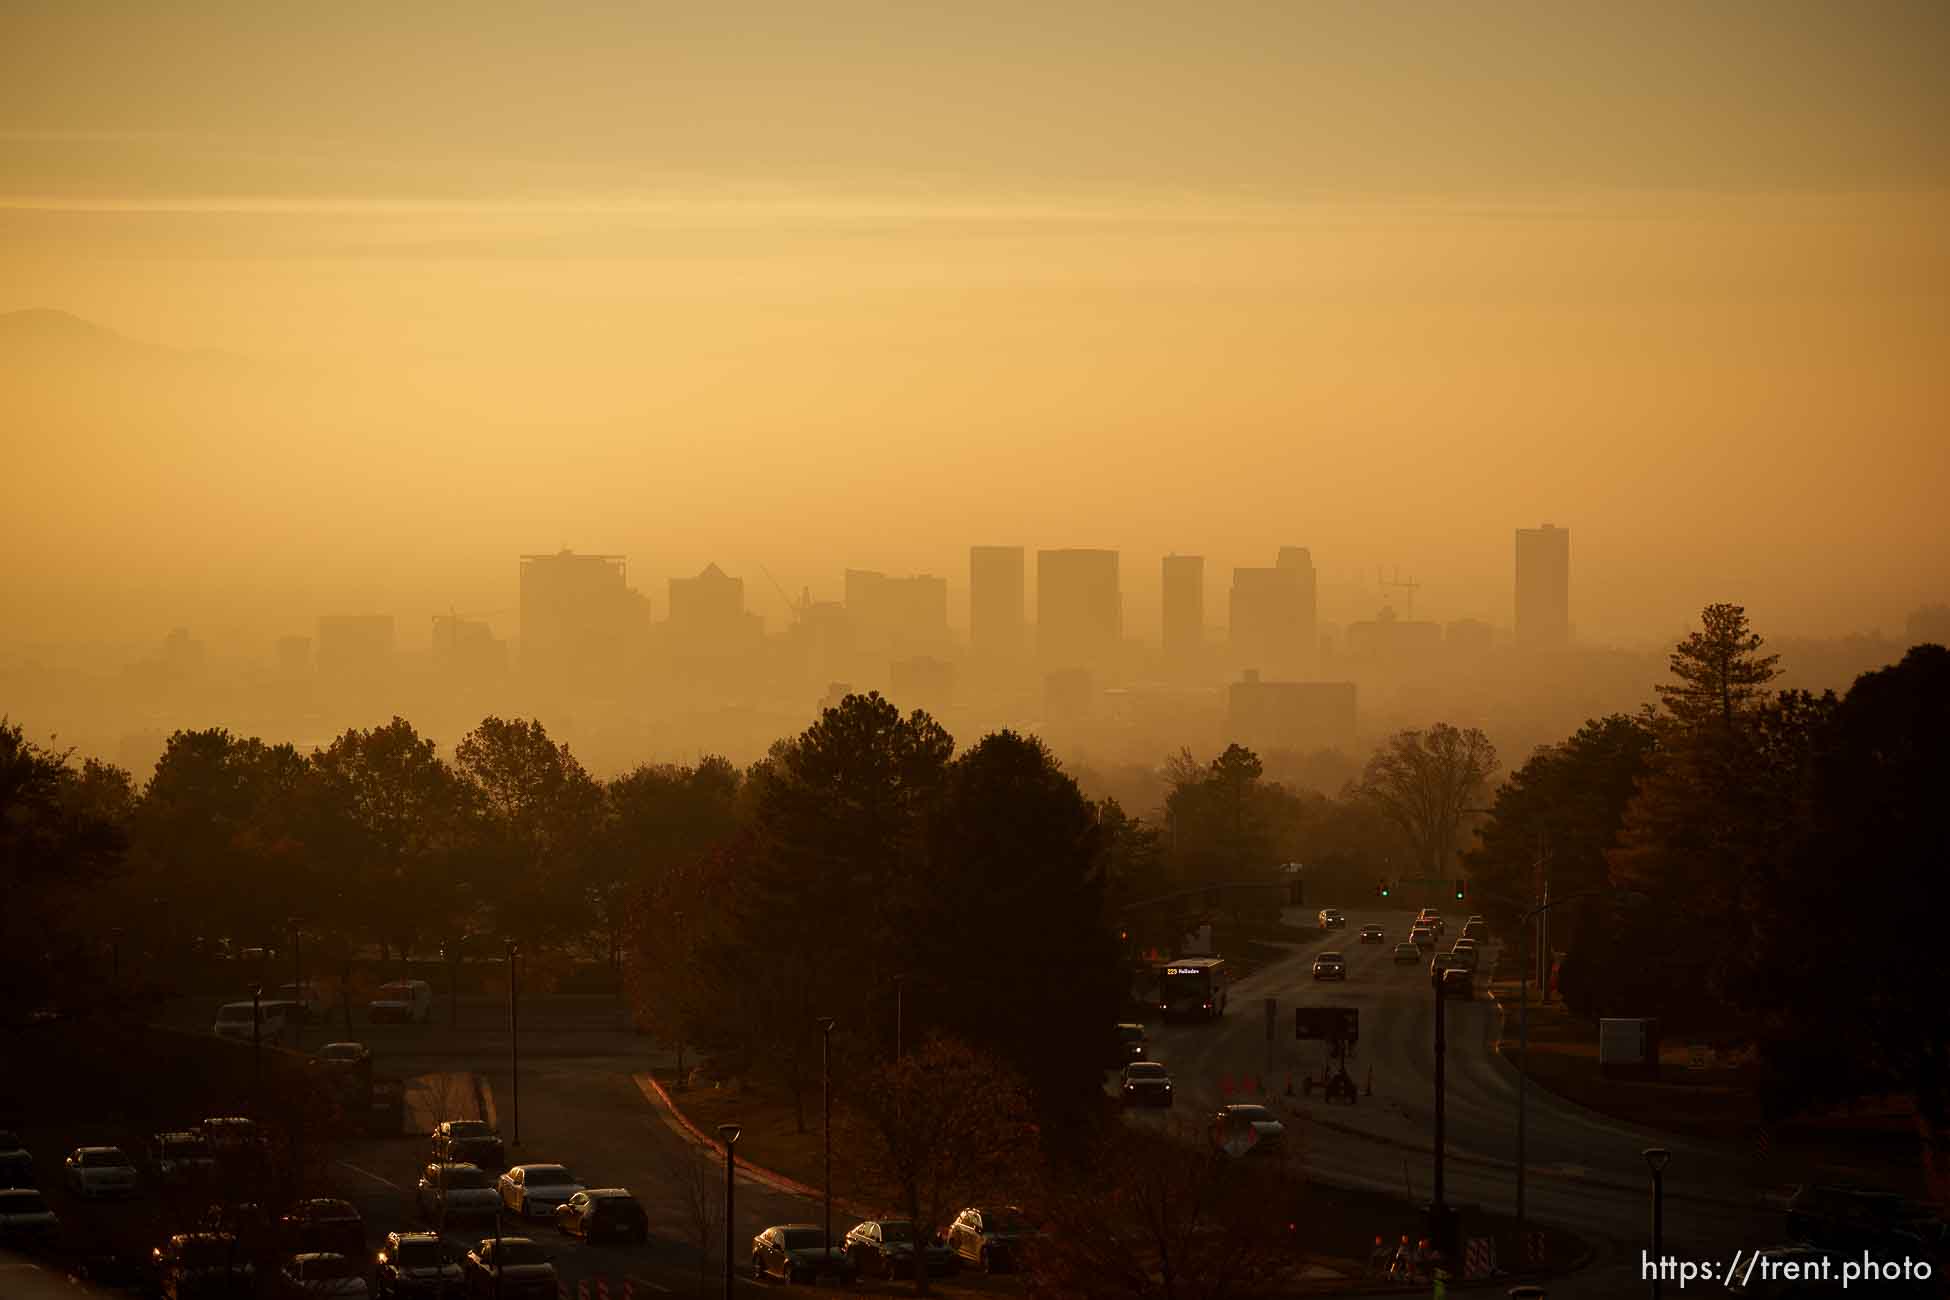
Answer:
1357, 724, 1498, 875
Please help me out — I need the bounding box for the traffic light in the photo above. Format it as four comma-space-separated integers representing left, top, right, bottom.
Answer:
1455, 879, 1467, 901
1378, 880, 1391, 899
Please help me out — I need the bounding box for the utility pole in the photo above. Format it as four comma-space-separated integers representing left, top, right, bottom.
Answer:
251, 984, 263, 1120
290, 918, 305, 1050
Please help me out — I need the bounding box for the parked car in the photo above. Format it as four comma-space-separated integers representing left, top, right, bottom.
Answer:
844, 1218, 960, 1279
276, 1252, 368, 1299
1317, 908, 1347, 930
1358, 924, 1386, 943
432, 1120, 506, 1172
1392, 943, 1422, 965
462, 1238, 556, 1300
0, 1131, 32, 1188
0, 1187, 59, 1246
152, 1232, 253, 1300
498, 1164, 584, 1218
752, 1225, 851, 1284
368, 980, 434, 1024
277, 983, 323, 1022
317, 1042, 371, 1065
149, 1131, 217, 1186
1212, 1105, 1286, 1157
554, 1188, 649, 1244
1112, 1022, 1148, 1065
374, 1231, 463, 1300
1440, 968, 1474, 1000
65, 1146, 139, 1198
279, 1198, 364, 1257
1312, 951, 1347, 981
946, 1206, 1038, 1273
417, 1162, 499, 1227
213, 1000, 290, 1044
1119, 1061, 1174, 1108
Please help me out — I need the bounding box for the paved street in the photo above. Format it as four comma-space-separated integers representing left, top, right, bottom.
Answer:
1139, 906, 1782, 1295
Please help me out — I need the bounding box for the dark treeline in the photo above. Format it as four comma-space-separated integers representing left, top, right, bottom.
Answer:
1466, 605, 1949, 1200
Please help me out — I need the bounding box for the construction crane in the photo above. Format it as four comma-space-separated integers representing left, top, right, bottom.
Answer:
758, 566, 805, 625
1375, 567, 1421, 619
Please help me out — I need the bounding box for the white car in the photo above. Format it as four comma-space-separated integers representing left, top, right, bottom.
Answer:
149, 1131, 217, 1184
0, 1187, 59, 1244
498, 1164, 585, 1218
65, 1146, 139, 1198
417, 1162, 501, 1225
1212, 1105, 1286, 1156
368, 980, 434, 1024
279, 1252, 370, 1298
213, 1000, 290, 1044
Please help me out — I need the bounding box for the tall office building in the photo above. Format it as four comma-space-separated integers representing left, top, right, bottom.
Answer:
1515, 525, 1571, 648
1229, 555, 1312, 679
1161, 554, 1203, 667
969, 545, 1026, 657
1037, 548, 1122, 671
1277, 546, 1319, 674
845, 569, 950, 655
519, 550, 652, 684
667, 562, 764, 658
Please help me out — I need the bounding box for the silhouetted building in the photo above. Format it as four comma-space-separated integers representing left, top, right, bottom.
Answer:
1162, 554, 1203, 667
789, 594, 854, 685
667, 562, 763, 659
432, 614, 507, 680
890, 655, 954, 715
1229, 563, 1309, 678
520, 550, 652, 686
969, 545, 1026, 658
1227, 670, 1357, 753
1277, 546, 1320, 672
845, 569, 949, 655
1907, 604, 1950, 646
1515, 525, 1571, 648
159, 627, 207, 680
1038, 548, 1121, 671
1347, 607, 1442, 662
316, 614, 395, 684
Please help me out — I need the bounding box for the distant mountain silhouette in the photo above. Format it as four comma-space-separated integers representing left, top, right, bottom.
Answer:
0, 307, 261, 367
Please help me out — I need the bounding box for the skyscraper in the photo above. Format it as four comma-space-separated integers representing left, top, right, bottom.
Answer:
1229, 548, 1316, 678
667, 562, 763, 658
1037, 548, 1121, 671
1161, 554, 1203, 668
1515, 525, 1571, 648
969, 545, 1025, 657
519, 549, 652, 685
845, 569, 950, 655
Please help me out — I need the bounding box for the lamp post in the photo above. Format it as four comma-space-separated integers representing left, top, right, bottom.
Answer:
819, 1016, 837, 1269
1643, 1148, 1670, 1298
110, 927, 123, 1005
505, 940, 520, 1147
718, 1124, 742, 1300
250, 984, 263, 1119
893, 975, 905, 1060
288, 916, 305, 1050
1429, 963, 1452, 1258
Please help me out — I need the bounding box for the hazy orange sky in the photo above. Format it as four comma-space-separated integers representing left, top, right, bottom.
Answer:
3, 2, 1946, 651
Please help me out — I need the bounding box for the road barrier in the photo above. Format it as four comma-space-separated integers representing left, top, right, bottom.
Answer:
1465, 1235, 1496, 1279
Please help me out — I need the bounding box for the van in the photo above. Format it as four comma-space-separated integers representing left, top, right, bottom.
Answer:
214, 1000, 290, 1045
368, 980, 434, 1024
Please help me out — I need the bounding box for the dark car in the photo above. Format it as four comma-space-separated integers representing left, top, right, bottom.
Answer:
1112, 1022, 1148, 1065
1358, 924, 1386, 943
1392, 943, 1422, 965
1119, 1061, 1174, 1108
150, 1131, 218, 1186
752, 1224, 851, 1284
463, 1238, 556, 1300
844, 1218, 960, 1280
1439, 968, 1473, 1000
152, 1232, 253, 1300
1461, 920, 1488, 943
555, 1189, 649, 1244
202, 1203, 274, 1266
1784, 1184, 1943, 1258
1312, 951, 1347, 981
0, 1132, 33, 1188
431, 1120, 506, 1173
0, 1187, 60, 1247
375, 1231, 463, 1299
947, 1206, 1037, 1274
279, 1197, 364, 1258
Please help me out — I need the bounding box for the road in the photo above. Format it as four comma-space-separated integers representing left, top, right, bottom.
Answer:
1139, 906, 1783, 1295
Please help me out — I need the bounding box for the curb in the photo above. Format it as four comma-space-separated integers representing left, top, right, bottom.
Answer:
633, 1072, 878, 1220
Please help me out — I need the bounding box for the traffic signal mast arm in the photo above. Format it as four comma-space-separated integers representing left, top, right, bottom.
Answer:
1116, 878, 1308, 911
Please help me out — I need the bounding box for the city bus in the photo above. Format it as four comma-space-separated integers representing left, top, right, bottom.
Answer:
1153, 956, 1228, 1022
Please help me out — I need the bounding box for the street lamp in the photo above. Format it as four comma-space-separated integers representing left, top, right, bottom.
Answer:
1428, 963, 1456, 1261
505, 940, 520, 1147
892, 975, 906, 1060
288, 916, 306, 1050
818, 1017, 837, 1270
1643, 1148, 1671, 1299
718, 1124, 742, 1300
250, 984, 263, 1119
